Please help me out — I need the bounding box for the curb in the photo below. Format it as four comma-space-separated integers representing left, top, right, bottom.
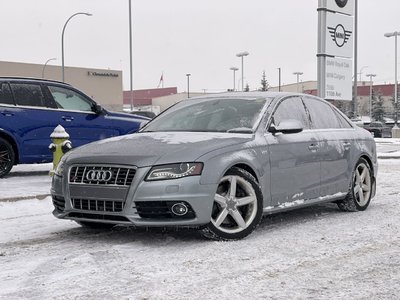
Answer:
0, 194, 50, 203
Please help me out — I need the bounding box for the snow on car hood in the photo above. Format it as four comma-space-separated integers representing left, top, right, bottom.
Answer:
66, 131, 253, 167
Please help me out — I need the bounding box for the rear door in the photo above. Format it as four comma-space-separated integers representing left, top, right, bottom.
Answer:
7, 81, 59, 163
265, 96, 321, 206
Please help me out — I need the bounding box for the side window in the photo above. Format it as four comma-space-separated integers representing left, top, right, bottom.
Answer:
48, 85, 93, 112
0, 83, 13, 105
303, 97, 341, 129
332, 108, 353, 128
10, 83, 46, 107
272, 97, 310, 129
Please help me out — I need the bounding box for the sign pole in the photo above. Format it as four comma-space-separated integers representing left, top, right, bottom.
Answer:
352, 0, 358, 116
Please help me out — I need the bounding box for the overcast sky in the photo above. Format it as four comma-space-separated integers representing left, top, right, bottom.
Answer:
1, 0, 399, 92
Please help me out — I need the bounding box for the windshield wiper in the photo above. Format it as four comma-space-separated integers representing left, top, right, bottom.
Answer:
226, 127, 253, 134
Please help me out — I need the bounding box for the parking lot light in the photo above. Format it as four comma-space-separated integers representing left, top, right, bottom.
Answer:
384, 31, 400, 128
61, 12, 92, 82
236, 52, 249, 91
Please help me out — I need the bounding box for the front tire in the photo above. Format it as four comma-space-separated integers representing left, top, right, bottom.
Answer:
202, 167, 263, 241
0, 137, 15, 178
337, 158, 373, 212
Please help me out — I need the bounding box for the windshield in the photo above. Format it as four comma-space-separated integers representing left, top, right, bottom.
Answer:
142, 97, 268, 133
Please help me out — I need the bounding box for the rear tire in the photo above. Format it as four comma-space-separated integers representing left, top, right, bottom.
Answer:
0, 137, 15, 178
202, 167, 263, 241
337, 158, 373, 212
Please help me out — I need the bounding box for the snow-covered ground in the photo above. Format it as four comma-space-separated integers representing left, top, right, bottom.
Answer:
0, 141, 400, 299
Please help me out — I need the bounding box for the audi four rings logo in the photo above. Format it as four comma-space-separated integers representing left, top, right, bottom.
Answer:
335, 0, 348, 8
328, 24, 352, 48
86, 170, 113, 182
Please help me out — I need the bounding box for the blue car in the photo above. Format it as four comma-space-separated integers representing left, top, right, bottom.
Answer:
0, 77, 148, 177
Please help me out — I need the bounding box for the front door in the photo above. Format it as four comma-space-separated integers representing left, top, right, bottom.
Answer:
265, 96, 321, 207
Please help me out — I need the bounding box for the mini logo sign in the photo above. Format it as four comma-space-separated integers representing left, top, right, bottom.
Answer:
328, 24, 352, 48
86, 170, 113, 182
335, 0, 348, 8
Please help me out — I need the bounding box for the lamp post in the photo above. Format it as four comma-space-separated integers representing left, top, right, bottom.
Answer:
128, 0, 134, 111
278, 68, 281, 92
293, 72, 303, 93
230, 67, 239, 91
42, 58, 56, 78
61, 12, 92, 82
186, 74, 191, 98
366, 73, 376, 121
384, 31, 400, 129
236, 51, 249, 91
359, 66, 368, 82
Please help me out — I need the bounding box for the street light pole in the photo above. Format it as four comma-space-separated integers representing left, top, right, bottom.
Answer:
236, 51, 249, 91
293, 72, 303, 93
385, 31, 400, 129
42, 58, 56, 78
186, 74, 191, 98
129, 0, 134, 111
366, 73, 376, 121
61, 12, 92, 82
278, 68, 281, 92
359, 65, 368, 82
230, 67, 238, 91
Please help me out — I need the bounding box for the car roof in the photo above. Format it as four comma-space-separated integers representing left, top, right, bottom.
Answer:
185, 91, 315, 101
0, 76, 71, 86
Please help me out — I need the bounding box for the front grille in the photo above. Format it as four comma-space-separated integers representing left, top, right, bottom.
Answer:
68, 212, 130, 222
72, 198, 125, 212
69, 165, 136, 186
135, 201, 196, 219
52, 195, 65, 212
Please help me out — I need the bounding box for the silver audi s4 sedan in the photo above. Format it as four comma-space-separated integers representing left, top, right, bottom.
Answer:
51, 92, 377, 240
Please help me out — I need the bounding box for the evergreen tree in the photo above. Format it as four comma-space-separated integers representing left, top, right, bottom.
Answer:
244, 83, 250, 92
259, 70, 269, 91
371, 90, 385, 122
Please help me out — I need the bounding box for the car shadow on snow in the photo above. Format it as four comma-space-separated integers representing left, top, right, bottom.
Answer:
51, 202, 347, 244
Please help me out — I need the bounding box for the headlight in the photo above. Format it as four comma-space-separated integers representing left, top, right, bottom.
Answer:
54, 157, 66, 177
146, 162, 203, 181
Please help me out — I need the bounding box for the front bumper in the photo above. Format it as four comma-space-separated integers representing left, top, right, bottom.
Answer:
51, 166, 217, 227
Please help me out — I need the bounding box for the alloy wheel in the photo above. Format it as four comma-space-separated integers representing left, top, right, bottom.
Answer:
211, 174, 258, 234
353, 162, 371, 207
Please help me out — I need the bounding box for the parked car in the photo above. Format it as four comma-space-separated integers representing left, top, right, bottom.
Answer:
364, 121, 392, 138
0, 77, 149, 177
130, 110, 156, 119
51, 92, 377, 240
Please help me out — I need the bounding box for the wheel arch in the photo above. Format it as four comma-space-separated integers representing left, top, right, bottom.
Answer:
0, 130, 19, 164
226, 163, 259, 183
359, 154, 374, 175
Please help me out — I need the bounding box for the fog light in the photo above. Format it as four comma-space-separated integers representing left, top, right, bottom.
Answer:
171, 203, 188, 216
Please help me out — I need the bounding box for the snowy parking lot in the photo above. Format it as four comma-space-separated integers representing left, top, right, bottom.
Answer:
1, 140, 400, 299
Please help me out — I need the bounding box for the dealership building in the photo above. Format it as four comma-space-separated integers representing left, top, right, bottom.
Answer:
0, 60, 124, 111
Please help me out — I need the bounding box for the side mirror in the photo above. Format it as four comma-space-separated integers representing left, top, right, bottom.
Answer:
268, 119, 303, 134
93, 104, 103, 115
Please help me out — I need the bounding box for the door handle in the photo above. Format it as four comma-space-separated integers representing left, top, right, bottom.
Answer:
62, 116, 74, 122
1, 111, 14, 117
343, 142, 351, 150
308, 144, 319, 152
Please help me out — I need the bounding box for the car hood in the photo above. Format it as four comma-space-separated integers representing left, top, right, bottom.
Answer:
66, 131, 253, 167
105, 110, 150, 123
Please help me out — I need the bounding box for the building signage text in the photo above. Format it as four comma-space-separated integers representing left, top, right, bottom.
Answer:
88, 71, 119, 78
